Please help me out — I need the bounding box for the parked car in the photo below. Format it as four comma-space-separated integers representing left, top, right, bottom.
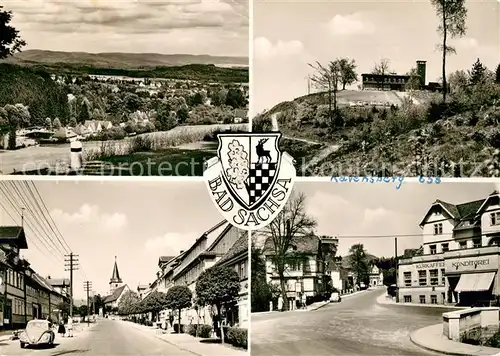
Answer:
19, 320, 55, 348
330, 291, 341, 302
359, 282, 367, 290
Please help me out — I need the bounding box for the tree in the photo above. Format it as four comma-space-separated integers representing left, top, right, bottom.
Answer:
53, 117, 62, 130
0, 6, 26, 59
141, 291, 168, 321
372, 58, 392, 90
348, 244, 370, 287
190, 92, 204, 107
78, 100, 90, 123
124, 93, 142, 113
196, 265, 240, 342
225, 88, 247, 108
448, 70, 469, 94
3, 104, 30, 149
405, 68, 421, 91
79, 305, 89, 320
69, 117, 77, 127
165, 285, 192, 333
118, 290, 141, 315
251, 241, 272, 312
431, 0, 467, 102
469, 58, 486, 85
496, 64, 500, 84
338, 58, 358, 90
261, 192, 316, 311
176, 105, 189, 124
309, 60, 341, 128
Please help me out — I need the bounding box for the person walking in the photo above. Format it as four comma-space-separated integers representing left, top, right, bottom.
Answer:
278, 295, 284, 312
58, 320, 66, 337
301, 293, 307, 309
66, 316, 73, 337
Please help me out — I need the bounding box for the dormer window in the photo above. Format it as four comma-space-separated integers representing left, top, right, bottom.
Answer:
433, 223, 443, 235
490, 212, 500, 226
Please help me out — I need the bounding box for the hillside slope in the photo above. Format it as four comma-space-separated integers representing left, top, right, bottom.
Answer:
2, 50, 249, 69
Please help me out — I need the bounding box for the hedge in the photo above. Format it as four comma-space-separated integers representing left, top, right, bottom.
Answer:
226, 327, 247, 349
186, 324, 213, 338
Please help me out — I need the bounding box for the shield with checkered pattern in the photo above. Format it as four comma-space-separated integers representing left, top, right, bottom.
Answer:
217, 133, 282, 210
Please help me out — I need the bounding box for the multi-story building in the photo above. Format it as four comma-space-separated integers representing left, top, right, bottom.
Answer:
264, 235, 338, 310
213, 234, 249, 328
398, 191, 500, 306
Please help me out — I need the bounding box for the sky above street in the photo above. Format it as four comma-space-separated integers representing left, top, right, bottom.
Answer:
294, 181, 500, 258
0, 180, 223, 299
2, 0, 248, 56
253, 0, 499, 113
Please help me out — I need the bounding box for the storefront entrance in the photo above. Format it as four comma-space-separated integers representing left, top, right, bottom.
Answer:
454, 272, 496, 306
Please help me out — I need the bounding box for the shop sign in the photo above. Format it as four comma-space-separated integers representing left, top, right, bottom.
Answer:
451, 259, 490, 269
415, 261, 445, 269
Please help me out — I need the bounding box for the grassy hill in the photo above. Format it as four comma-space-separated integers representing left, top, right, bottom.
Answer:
2, 49, 249, 69
254, 84, 500, 177
0, 64, 70, 123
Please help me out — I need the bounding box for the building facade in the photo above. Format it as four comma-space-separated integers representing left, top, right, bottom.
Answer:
398, 191, 500, 306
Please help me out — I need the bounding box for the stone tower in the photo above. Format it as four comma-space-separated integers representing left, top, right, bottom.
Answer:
109, 256, 123, 294
416, 60, 427, 88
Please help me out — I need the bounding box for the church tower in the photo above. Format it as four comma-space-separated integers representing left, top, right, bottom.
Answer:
109, 256, 123, 294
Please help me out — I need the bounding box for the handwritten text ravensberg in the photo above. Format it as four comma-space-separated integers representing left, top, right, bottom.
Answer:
331, 175, 405, 189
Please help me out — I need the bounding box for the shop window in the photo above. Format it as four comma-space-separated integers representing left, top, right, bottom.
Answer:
403, 272, 412, 287
404, 295, 412, 303
429, 269, 439, 285
441, 243, 449, 252
459, 241, 467, 249
473, 239, 481, 248
429, 245, 437, 255
490, 212, 500, 226
419, 295, 426, 304
434, 223, 443, 235
418, 270, 427, 286
430, 295, 438, 304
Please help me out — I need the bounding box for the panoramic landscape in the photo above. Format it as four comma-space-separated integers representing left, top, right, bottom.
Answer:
252, 0, 500, 177
0, 1, 249, 176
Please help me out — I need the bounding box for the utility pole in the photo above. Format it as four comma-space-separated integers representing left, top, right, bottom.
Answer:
395, 237, 399, 303
83, 281, 92, 326
64, 253, 79, 318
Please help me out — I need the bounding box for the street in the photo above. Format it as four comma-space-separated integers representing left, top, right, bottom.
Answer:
0, 319, 193, 356
251, 288, 456, 356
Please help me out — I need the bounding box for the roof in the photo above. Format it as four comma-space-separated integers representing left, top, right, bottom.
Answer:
361, 73, 411, 79
263, 234, 320, 256
420, 198, 486, 227
137, 284, 149, 290
104, 284, 127, 304
46, 278, 70, 287
215, 234, 248, 266
110, 257, 122, 284
0, 226, 28, 249
32, 273, 55, 293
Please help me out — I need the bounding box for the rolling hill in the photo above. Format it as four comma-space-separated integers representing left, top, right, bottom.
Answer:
1, 49, 249, 69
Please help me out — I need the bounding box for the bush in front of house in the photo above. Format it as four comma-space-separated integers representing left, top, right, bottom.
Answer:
226, 327, 247, 349
186, 324, 213, 338
173, 323, 185, 333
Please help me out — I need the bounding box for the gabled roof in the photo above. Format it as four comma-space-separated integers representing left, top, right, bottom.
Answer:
158, 256, 176, 266
475, 191, 500, 217
419, 198, 485, 227
0, 226, 28, 249
47, 278, 70, 287
104, 284, 127, 304
215, 234, 248, 266
263, 234, 320, 256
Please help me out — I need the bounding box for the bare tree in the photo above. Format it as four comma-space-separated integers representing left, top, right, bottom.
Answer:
262, 192, 316, 311
308, 60, 341, 127
338, 58, 358, 90
431, 0, 467, 102
372, 58, 392, 76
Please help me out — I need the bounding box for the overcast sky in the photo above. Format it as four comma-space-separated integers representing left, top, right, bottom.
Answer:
253, 0, 499, 113
0, 180, 225, 299
3, 0, 248, 56
293, 181, 500, 258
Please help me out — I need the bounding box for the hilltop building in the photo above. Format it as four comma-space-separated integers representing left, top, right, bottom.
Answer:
398, 191, 500, 306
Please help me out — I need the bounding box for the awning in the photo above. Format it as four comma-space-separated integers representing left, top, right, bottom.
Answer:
454, 272, 496, 292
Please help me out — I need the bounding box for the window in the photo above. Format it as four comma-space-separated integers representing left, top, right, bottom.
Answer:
404, 295, 412, 303
429, 269, 439, 286
431, 295, 438, 304
441, 269, 446, 285
434, 223, 443, 235
473, 239, 481, 248
459, 241, 467, 249
429, 245, 437, 255
418, 270, 427, 286
404, 272, 412, 287
441, 243, 449, 253
419, 295, 426, 304
490, 212, 500, 226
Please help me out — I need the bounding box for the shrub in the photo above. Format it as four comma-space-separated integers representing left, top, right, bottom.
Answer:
186, 324, 197, 337
226, 327, 247, 349
173, 323, 185, 333
198, 324, 212, 338
252, 116, 273, 132
485, 331, 500, 347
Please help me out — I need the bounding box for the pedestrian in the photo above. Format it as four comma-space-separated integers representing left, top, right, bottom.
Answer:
58, 321, 66, 337
67, 316, 73, 337
278, 295, 284, 312
301, 294, 307, 309
161, 318, 167, 332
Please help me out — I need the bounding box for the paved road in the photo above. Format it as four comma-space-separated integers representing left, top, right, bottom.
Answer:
251, 288, 456, 356
0, 319, 193, 356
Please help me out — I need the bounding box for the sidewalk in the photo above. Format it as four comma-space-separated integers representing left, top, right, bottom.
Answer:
411, 323, 500, 356
122, 320, 247, 356
376, 292, 465, 309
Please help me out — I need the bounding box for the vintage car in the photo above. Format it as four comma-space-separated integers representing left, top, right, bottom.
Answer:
330, 291, 341, 303
19, 320, 55, 348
